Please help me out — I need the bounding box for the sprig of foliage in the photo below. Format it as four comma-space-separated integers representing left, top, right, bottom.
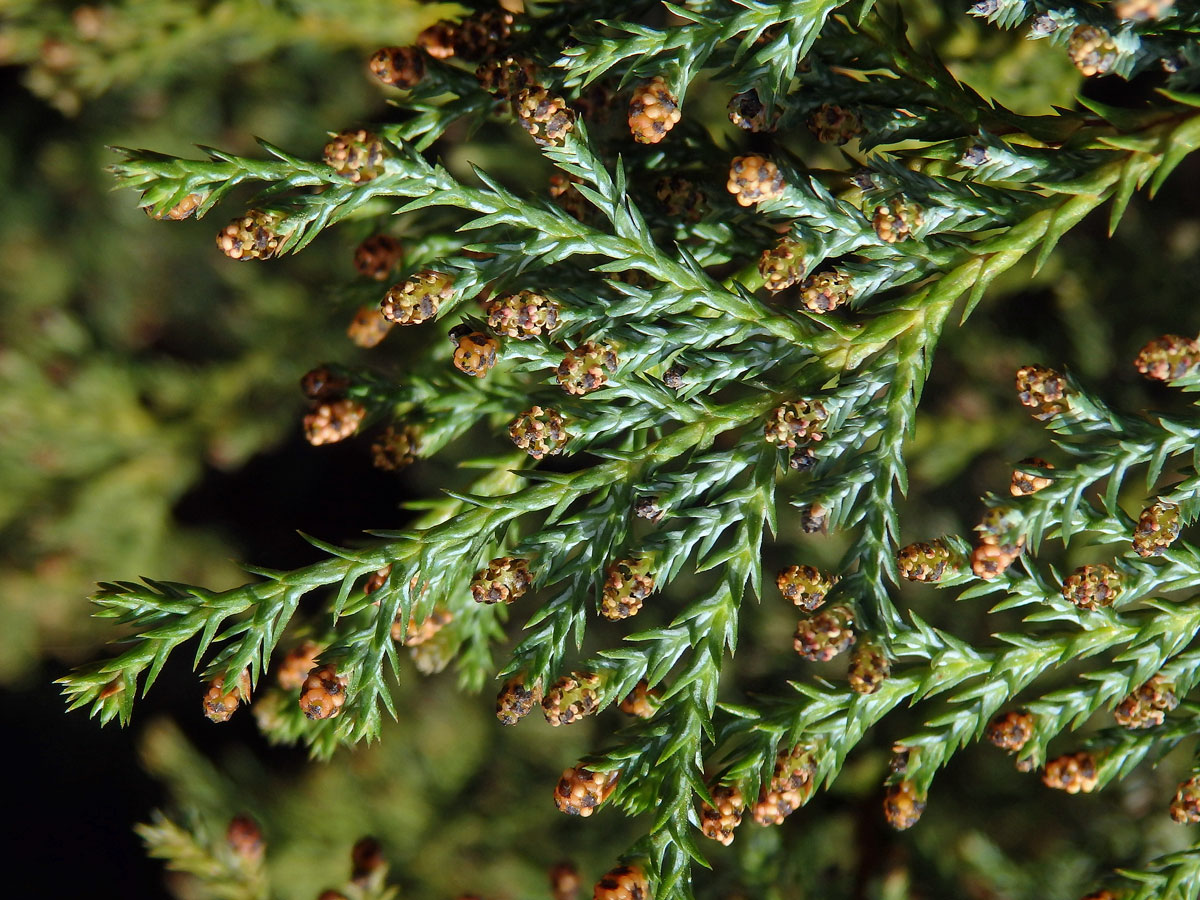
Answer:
138, 811, 270, 900
140, 807, 400, 900
58, 1, 1200, 898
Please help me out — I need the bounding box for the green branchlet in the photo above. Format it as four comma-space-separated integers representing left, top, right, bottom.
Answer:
57, 2, 1200, 898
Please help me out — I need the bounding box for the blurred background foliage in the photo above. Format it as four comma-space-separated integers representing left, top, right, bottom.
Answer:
4, 1, 1200, 898
0, 0, 454, 684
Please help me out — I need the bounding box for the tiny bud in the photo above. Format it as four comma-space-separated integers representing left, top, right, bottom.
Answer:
347, 305, 393, 348
601, 558, 655, 620
727, 155, 785, 206
369, 46, 425, 88
728, 89, 778, 132
986, 710, 1034, 753
323, 130, 387, 183
147, 192, 205, 220
363, 566, 391, 596
1068, 25, 1117, 77
970, 541, 1022, 580
592, 865, 648, 900
226, 815, 264, 863
557, 341, 618, 395
758, 238, 807, 292
1010, 457, 1054, 497
847, 641, 890, 694
776, 565, 837, 611
698, 784, 745, 845
1042, 751, 1099, 793
486, 290, 560, 339
797, 270, 853, 314
452, 330, 500, 378
298, 664, 348, 720
662, 363, 687, 390
277, 641, 321, 691
883, 781, 925, 830
1015, 364, 1070, 419
971, 507, 1026, 580
794, 605, 855, 661
550, 862, 581, 900
799, 502, 827, 534
381, 271, 454, 325
300, 366, 348, 401
1171, 775, 1200, 823
629, 76, 681, 144
897, 540, 958, 583
496, 674, 541, 725
808, 104, 861, 144
304, 399, 366, 446
619, 680, 661, 718
472, 557, 534, 605
1061, 564, 1123, 611
476, 55, 537, 99
555, 765, 618, 816
202, 669, 250, 723
1133, 500, 1182, 558
764, 399, 828, 449
353, 234, 403, 281
873, 198, 924, 243
515, 85, 574, 146
542, 672, 602, 726
1114, 675, 1177, 729
371, 426, 420, 471
1135, 334, 1200, 382
351, 836, 385, 882
654, 174, 705, 222
510, 406, 570, 458
633, 496, 665, 522
1113, 0, 1174, 20
217, 210, 288, 261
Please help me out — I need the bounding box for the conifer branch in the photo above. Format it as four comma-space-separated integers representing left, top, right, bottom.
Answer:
58, 2, 1200, 897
